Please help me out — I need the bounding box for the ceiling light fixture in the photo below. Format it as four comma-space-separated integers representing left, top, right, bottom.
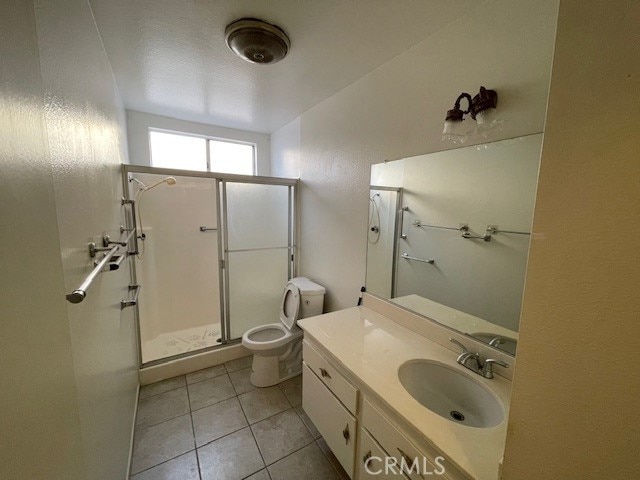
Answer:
442, 87, 499, 143
225, 18, 290, 65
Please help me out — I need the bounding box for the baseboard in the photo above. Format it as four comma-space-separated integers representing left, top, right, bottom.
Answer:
138, 343, 250, 385
125, 382, 140, 480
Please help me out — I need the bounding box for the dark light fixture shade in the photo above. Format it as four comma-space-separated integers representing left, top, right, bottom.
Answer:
442, 87, 499, 142
225, 18, 290, 65
470, 87, 498, 119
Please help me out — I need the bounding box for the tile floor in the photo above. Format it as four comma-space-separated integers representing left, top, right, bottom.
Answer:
131, 355, 349, 480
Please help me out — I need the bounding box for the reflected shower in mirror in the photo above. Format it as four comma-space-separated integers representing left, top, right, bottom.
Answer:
365, 134, 543, 356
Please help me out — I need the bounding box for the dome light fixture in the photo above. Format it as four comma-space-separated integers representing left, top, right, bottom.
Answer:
442, 86, 499, 143
225, 18, 290, 65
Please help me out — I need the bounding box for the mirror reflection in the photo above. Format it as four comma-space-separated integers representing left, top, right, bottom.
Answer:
366, 134, 543, 356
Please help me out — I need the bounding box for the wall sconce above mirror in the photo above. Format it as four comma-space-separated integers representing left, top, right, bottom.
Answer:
442, 86, 500, 143
366, 133, 543, 356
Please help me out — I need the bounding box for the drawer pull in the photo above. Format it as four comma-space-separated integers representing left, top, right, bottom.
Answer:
397, 448, 426, 479
363, 450, 372, 465
343, 423, 350, 444
319, 368, 331, 379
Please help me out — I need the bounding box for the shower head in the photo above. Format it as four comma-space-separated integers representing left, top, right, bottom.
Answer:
145, 176, 177, 191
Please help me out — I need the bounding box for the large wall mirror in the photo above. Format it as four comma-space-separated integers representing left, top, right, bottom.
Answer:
366, 134, 543, 356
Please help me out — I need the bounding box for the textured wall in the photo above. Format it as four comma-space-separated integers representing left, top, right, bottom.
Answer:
0, 0, 137, 479
0, 2, 86, 478
502, 1, 640, 478
271, 0, 559, 311
126, 110, 272, 175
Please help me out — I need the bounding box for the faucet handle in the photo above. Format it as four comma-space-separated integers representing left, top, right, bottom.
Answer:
481, 358, 509, 379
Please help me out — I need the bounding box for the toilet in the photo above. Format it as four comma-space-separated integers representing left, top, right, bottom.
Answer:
242, 277, 325, 387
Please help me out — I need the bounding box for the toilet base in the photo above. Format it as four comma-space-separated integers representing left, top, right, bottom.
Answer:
249, 336, 303, 387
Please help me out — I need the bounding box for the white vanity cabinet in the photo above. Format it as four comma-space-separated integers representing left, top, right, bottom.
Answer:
302, 340, 358, 477
302, 338, 465, 480
358, 427, 408, 479
362, 399, 453, 480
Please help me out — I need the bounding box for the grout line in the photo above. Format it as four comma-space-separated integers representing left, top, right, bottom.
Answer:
316, 439, 348, 479
262, 437, 317, 469
138, 376, 187, 399
130, 448, 197, 477
235, 393, 269, 474
189, 391, 237, 415
184, 381, 203, 480
186, 364, 229, 386
292, 404, 320, 439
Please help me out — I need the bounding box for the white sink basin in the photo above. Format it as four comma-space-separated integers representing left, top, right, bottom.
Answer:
398, 360, 504, 428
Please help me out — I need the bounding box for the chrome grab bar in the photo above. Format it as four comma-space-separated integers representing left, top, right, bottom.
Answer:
66, 230, 136, 304
399, 206, 409, 239
66, 244, 120, 304
121, 284, 141, 310
401, 253, 435, 264
413, 220, 468, 232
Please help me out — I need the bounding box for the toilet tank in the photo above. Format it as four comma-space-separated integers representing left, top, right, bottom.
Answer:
289, 277, 325, 319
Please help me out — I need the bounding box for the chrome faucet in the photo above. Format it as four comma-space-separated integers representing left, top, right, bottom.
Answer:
449, 338, 509, 379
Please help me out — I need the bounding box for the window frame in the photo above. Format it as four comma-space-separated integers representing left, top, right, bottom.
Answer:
148, 127, 257, 175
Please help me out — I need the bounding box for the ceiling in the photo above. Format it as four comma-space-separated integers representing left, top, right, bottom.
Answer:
90, 0, 475, 133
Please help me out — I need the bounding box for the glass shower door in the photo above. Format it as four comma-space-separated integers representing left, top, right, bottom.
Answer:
129, 173, 223, 364
222, 181, 293, 340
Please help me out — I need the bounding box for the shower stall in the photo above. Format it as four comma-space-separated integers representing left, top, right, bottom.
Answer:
122, 165, 296, 367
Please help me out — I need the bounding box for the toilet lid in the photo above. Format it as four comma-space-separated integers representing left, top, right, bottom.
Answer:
279, 283, 300, 330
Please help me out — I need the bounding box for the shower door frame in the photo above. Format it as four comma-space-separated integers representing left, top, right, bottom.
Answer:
121, 164, 298, 368
367, 185, 402, 299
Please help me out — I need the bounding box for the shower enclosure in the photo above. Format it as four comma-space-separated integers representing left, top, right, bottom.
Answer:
122, 165, 296, 366
365, 186, 401, 299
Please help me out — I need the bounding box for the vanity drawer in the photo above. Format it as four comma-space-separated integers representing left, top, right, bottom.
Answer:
303, 339, 358, 414
358, 427, 408, 479
302, 363, 356, 477
362, 398, 452, 480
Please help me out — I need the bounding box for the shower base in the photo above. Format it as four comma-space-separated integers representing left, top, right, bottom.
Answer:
142, 323, 222, 364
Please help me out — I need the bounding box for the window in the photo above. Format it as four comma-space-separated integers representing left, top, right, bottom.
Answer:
149, 130, 255, 175
209, 140, 254, 175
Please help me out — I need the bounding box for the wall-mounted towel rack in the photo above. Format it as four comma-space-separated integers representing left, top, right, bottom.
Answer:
401, 253, 435, 264
65, 229, 136, 304
412, 220, 468, 232
485, 225, 531, 236
412, 220, 531, 242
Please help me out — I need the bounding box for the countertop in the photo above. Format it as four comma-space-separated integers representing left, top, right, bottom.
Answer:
298, 305, 511, 480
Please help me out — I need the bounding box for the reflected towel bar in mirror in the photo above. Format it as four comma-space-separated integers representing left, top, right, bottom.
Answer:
401, 253, 435, 264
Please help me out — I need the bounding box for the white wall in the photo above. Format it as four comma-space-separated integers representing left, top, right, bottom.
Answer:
127, 110, 272, 175
0, 1, 137, 479
271, 0, 559, 311
502, 1, 640, 478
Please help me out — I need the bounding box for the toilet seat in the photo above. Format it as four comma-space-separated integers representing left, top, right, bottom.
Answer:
242, 322, 303, 352
241, 282, 302, 353
279, 283, 300, 329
